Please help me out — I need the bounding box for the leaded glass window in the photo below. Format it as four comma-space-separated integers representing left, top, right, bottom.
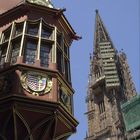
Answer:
24, 39, 37, 64
3, 28, 11, 42
41, 26, 52, 39
0, 44, 7, 65
14, 22, 23, 37
64, 58, 71, 82
64, 44, 68, 56
40, 43, 51, 67
59, 88, 71, 112
57, 48, 63, 74
57, 34, 62, 47
56, 31, 71, 82
10, 40, 20, 64
27, 23, 39, 36
0, 19, 55, 68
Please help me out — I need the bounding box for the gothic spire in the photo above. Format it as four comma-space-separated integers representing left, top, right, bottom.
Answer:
94, 10, 112, 53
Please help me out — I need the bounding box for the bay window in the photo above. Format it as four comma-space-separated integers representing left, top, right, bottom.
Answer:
0, 44, 7, 66
0, 19, 54, 69
40, 42, 51, 67
10, 39, 20, 64
24, 39, 37, 64
27, 22, 39, 36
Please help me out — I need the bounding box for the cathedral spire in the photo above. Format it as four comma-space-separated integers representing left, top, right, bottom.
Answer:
85, 10, 137, 140
94, 10, 111, 53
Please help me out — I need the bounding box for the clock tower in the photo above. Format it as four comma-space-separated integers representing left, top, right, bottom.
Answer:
0, 0, 79, 140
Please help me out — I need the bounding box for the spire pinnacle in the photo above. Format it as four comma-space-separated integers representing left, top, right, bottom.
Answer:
95, 9, 99, 14
94, 10, 112, 52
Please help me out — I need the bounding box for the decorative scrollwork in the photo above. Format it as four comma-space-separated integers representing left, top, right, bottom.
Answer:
20, 71, 53, 96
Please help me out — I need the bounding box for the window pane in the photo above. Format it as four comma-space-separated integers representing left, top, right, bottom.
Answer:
27, 23, 39, 36
0, 44, 7, 65
40, 43, 51, 67
59, 88, 71, 112
64, 44, 68, 56
14, 23, 23, 36
3, 28, 11, 42
11, 40, 20, 64
57, 48, 63, 74
64, 58, 71, 82
24, 40, 37, 64
41, 27, 52, 39
57, 34, 62, 47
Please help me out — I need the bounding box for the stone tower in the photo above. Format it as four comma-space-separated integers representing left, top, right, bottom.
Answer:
85, 10, 136, 140
0, 0, 79, 139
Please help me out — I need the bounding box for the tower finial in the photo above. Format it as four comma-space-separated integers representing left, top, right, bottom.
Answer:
95, 9, 99, 14
27, 0, 54, 8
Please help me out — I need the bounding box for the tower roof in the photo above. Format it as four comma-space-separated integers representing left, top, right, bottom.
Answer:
27, 0, 54, 8
94, 10, 112, 52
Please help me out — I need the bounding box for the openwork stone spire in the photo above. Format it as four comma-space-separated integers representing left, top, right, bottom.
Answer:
27, 0, 53, 8
94, 10, 112, 53
85, 10, 137, 140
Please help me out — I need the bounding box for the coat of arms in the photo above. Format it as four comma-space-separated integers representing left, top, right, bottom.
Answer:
27, 74, 46, 92
21, 71, 53, 96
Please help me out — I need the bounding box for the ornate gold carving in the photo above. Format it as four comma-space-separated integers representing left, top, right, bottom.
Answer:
27, 0, 53, 8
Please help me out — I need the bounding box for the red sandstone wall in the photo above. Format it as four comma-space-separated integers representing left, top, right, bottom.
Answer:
0, 0, 22, 14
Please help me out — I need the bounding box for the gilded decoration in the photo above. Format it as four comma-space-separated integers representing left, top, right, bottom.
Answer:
21, 71, 53, 96
27, 0, 53, 8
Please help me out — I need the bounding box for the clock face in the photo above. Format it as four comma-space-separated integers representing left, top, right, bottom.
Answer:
21, 71, 53, 96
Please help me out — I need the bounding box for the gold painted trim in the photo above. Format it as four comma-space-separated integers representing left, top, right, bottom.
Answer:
5, 22, 14, 62
19, 21, 26, 56
20, 71, 53, 96
37, 19, 42, 60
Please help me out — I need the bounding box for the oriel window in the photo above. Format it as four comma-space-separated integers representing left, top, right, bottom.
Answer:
64, 58, 71, 82
59, 88, 71, 112
64, 44, 68, 56
27, 23, 39, 36
57, 48, 63, 74
0, 44, 8, 65
10, 39, 20, 64
24, 39, 37, 64
57, 34, 62, 47
41, 26, 52, 39
14, 22, 23, 37
40, 42, 51, 67
3, 28, 11, 42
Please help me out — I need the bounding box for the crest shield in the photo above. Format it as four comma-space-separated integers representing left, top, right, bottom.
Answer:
27, 73, 46, 92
